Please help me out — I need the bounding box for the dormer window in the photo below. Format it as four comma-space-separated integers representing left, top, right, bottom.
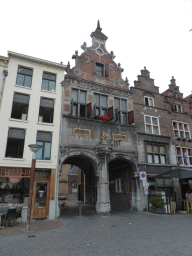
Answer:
144, 96, 154, 107
95, 63, 104, 77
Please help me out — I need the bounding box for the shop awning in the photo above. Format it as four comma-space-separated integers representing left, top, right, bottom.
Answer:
155, 168, 192, 180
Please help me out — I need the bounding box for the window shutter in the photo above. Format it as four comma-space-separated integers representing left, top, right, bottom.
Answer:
171, 102, 176, 111
87, 102, 92, 117
183, 104, 190, 113
105, 63, 109, 77
70, 99, 73, 115
128, 110, 134, 124
94, 104, 97, 117
108, 106, 113, 120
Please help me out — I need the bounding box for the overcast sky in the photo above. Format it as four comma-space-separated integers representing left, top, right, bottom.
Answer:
1, 0, 192, 97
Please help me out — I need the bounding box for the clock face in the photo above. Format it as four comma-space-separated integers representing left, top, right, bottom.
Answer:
96, 49, 103, 55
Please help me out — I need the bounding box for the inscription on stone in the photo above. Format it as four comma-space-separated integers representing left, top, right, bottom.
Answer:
73, 128, 91, 137
112, 133, 127, 141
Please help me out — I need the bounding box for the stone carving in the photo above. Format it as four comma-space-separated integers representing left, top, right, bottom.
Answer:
72, 67, 82, 77
117, 78, 125, 88
81, 42, 87, 50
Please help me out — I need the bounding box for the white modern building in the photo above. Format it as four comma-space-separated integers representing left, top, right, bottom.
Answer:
0, 51, 66, 220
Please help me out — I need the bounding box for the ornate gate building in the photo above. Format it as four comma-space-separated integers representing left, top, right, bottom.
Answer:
59, 21, 140, 214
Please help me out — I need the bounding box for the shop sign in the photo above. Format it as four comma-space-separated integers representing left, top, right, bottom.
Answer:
0, 167, 31, 177
112, 133, 127, 141
9, 178, 20, 183
73, 128, 91, 138
35, 171, 50, 179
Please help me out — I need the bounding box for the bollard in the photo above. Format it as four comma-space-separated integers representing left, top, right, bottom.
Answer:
78, 201, 82, 216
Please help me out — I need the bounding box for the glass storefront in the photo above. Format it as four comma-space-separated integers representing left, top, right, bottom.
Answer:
0, 177, 30, 204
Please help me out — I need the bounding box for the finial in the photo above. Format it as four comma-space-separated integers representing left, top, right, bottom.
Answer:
118, 63, 121, 67
172, 76, 174, 79
110, 51, 116, 59
144, 66, 146, 70
81, 42, 87, 50
97, 20, 101, 31
67, 61, 70, 68
75, 50, 78, 55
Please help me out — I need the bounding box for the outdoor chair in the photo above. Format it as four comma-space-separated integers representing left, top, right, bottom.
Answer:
16, 206, 23, 222
5, 208, 17, 227
0, 206, 9, 227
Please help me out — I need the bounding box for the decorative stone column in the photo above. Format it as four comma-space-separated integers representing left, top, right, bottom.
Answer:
95, 138, 112, 215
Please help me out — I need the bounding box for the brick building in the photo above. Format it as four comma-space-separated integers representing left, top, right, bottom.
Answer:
131, 67, 192, 210
59, 21, 140, 214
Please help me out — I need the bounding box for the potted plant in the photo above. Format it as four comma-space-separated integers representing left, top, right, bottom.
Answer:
148, 197, 165, 214
182, 137, 187, 141
176, 137, 181, 141
95, 115, 111, 122
188, 139, 192, 142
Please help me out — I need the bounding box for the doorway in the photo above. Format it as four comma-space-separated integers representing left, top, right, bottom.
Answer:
33, 181, 49, 219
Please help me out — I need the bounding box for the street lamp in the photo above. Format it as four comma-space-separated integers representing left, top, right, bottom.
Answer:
26, 144, 42, 232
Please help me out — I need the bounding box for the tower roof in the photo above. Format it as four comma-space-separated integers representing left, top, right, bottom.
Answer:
90, 20, 108, 41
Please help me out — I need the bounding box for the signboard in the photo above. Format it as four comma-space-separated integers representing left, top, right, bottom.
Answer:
112, 133, 127, 141
73, 128, 91, 138
156, 178, 164, 187
144, 186, 149, 195
164, 178, 173, 187
140, 172, 146, 180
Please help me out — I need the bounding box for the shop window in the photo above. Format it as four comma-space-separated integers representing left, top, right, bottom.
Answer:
0, 177, 30, 204
144, 96, 154, 107
95, 63, 104, 77
71, 89, 87, 117
176, 147, 192, 166
5, 128, 25, 158
16, 67, 33, 88
115, 178, 123, 192
114, 98, 128, 124
172, 121, 190, 138
144, 115, 160, 135
11, 93, 29, 120
36, 131, 52, 160
147, 144, 166, 164
38, 98, 54, 123
94, 93, 108, 116
41, 72, 56, 92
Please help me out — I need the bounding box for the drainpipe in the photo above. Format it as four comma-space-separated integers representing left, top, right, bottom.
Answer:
0, 69, 8, 108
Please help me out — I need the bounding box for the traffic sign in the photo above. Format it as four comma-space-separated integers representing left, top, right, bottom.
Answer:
140, 172, 146, 180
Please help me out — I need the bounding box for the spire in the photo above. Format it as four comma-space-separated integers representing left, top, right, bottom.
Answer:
90, 20, 108, 41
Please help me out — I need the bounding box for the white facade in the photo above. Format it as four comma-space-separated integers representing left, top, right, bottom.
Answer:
0, 51, 66, 220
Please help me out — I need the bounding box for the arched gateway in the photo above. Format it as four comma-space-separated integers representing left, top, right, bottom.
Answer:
59, 21, 139, 215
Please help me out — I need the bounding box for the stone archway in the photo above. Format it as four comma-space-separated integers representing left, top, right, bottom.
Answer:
108, 153, 137, 212
59, 150, 99, 206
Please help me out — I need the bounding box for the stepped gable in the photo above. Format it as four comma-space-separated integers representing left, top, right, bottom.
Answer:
66, 21, 129, 90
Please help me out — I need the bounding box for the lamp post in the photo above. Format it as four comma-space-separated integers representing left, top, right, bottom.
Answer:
26, 144, 42, 232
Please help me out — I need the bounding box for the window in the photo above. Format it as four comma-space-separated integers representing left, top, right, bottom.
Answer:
41, 72, 56, 92
95, 63, 104, 77
144, 115, 160, 135
16, 67, 33, 88
11, 93, 29, 120
147, 144, 166, 164
115, 178, 123, 192
38, 98, 54, 123
175, 105, 183, 113
71, 89, 87, 117
94, 94, 108, 116
5, 128, 25, 158
114, 98, 127, 124
144, 96, 154, 107
36, 131, 52, 160
176, 147, 192, 166
172, 121, 190, 138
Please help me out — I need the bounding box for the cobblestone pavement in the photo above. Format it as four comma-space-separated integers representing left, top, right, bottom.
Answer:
1, 205, 192, 256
